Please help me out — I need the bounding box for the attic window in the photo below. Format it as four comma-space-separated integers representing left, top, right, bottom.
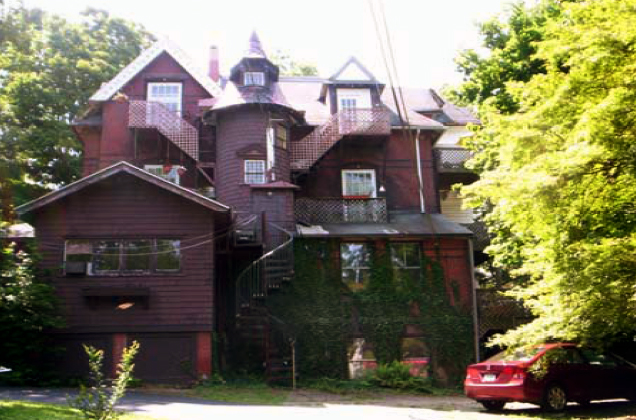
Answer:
147, 82, 182, 115
244, 72, 265, 86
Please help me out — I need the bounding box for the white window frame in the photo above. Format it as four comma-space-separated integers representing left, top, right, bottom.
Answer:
244, 72, 265, 86
244, 159, 266, 184
144, 164, 180, 185
147, 82, 182, 116
342, 169, 377, 198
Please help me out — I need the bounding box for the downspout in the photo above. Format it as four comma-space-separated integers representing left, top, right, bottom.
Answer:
414, 128, 425, 213
468, 238, 481, 362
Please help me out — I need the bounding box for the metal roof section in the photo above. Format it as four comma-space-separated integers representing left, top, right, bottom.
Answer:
297, 212, 473, 238
16, 161, 230, 215
89, 38, 222, 102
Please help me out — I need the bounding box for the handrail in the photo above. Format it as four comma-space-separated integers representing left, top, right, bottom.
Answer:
235, 222, 294, 315
128, 100, 199, 161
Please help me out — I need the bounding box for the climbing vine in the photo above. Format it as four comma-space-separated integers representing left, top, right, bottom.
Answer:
266, 238, 474, 385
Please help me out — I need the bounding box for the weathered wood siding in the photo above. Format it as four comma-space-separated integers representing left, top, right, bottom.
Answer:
30, 173, 217, 332
297, 130, 441, 213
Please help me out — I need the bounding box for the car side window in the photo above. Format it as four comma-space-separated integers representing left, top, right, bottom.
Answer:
549, 348, 586, 364
580, 349, 619, 367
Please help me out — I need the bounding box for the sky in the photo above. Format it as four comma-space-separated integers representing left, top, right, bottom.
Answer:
18, 0, 515, 90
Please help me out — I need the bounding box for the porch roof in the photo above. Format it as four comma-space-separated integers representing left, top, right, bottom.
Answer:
296, 212, 473, 238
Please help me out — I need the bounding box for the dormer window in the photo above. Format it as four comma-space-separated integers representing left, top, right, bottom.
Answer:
244, 72, 265, 86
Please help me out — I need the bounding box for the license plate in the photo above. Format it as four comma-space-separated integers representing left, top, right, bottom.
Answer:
482, 373, 497, 382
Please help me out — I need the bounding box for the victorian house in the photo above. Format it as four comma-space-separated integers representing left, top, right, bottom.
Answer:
17, 33, 483, 382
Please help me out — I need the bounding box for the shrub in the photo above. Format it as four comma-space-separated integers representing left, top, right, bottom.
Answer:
366, 361, 434, 393
68, 341, 140, 420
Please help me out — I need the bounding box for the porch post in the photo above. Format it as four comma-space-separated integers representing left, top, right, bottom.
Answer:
196, 332, 212, 378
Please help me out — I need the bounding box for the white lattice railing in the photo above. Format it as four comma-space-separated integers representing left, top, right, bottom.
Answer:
291, 107, 391, 170
128, 100, 199, 161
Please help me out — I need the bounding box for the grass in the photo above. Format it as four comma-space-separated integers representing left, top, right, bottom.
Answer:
189, 381, 290, 405
0, 401, 156, 420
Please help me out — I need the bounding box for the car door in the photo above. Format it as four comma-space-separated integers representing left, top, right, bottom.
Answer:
579, 348, 623, 400
541, 347, 591, 403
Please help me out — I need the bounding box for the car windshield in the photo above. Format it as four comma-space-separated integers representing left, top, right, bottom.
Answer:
486, 346, 547, 362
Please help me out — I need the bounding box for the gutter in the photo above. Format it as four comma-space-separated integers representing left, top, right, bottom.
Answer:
414, 128, 425, 213
468, 238, 481, 362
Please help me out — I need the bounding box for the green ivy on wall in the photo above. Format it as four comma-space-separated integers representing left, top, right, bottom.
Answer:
265, 238, 474, 385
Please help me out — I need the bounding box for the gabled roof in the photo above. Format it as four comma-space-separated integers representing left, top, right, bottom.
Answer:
329, 56, 379, 83
16, 161, 229, 215
90, 38, 222, 102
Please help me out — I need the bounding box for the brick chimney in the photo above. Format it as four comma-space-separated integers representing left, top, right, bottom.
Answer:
208, 45, 220, 82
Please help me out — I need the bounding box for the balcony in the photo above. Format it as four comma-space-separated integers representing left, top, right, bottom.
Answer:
291, 107, 391, 170
128, 100, 199, 161
433, 147, 472, 173
295, 197, 388, 224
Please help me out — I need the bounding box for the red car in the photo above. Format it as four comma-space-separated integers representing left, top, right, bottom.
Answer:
465, 343, 636, 411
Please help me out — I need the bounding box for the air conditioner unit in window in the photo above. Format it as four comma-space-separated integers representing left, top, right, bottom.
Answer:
65, 261, 87, 275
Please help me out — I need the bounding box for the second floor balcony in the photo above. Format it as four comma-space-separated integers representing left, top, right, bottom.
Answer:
295, 197, 388, 224
433, 147, 473, 173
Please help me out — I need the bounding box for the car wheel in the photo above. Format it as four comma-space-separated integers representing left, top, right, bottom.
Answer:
542, 383, 568, 412
480, 400, 506, 411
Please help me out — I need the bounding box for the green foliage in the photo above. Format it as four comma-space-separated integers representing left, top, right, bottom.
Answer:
69, 341, 140, 420
0, 3, 154, 207
0, 241, 63, 384
267, 239, 474, 386
270, 50, 318, 76
462, 0, 636, 349
356, 246, 409, 364
0, 401, 152, 420
267, 240, 350, 378
366, 361, 434, 393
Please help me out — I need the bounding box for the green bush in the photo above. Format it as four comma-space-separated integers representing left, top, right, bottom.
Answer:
366, 361, 434, 393
0, 241, 63, 384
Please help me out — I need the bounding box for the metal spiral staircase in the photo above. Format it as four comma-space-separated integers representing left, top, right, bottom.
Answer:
234, 222, 296, 385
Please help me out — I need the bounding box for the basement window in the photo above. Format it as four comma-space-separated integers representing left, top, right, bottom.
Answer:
244, 72, 265, 86
340, 243, 371, 290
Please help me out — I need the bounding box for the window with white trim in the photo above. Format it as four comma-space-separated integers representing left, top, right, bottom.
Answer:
144, 165, 181, 185
340, 98, 357, 109
244, 160, 266, 184
342, 169, 376, 198
390, 243, 421, 284
341, 243, 371, 290
244, 72, 265, 86
147, 82, 182, 115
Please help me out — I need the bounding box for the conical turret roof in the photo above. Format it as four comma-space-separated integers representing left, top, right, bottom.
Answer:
246, 31, 267, 58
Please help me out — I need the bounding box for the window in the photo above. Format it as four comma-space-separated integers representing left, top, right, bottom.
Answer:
391, 243, 421, 284
342, 169, 376, 198
65, 239, 181, 276
341, 243, 371, 290
244, 72, 265, 86
275, 123, 288, 150
244, 160, 266, 184
147, 82, 182, 115
340, 98, 357, 109
144, 165, 181, 185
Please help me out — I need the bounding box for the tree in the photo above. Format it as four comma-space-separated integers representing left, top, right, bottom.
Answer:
0, 239, 63, 383
0, 5, 154, 208
270, 50, 318, 76
462, 0, 636, 348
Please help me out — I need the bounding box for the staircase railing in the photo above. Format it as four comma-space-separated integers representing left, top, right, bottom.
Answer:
128, 100, 199, 161
290, 107, 391, 170
235, 223, 294, 316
